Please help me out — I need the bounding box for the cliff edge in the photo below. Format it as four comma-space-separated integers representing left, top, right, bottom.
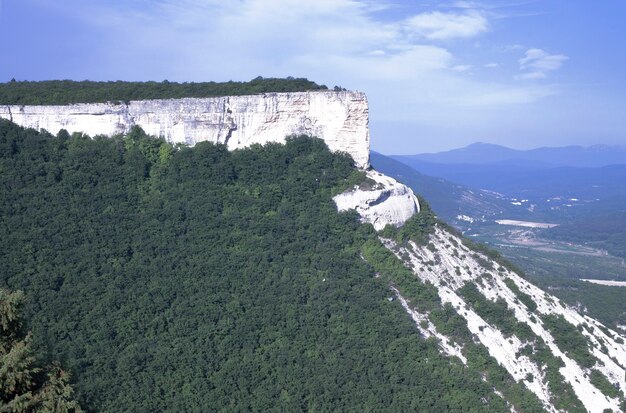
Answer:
1, 91, 369, 169
1, 89, 421, 229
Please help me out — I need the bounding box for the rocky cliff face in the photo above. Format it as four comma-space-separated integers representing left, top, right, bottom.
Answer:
1, 90, 420, 230
0, 91, 370, 169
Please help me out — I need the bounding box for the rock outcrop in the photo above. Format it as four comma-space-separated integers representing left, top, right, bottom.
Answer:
0, 91, 370, 169
333, 170, 420, 230
1, 89, 422, 229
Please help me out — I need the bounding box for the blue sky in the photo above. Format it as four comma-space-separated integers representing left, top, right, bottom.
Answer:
1, 0, 625, 154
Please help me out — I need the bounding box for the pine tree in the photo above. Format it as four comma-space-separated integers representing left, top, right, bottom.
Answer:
0, 290, 81, 413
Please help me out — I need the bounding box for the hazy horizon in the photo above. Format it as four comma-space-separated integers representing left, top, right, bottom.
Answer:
1, 0, 625, 153
377, 140, 626, 156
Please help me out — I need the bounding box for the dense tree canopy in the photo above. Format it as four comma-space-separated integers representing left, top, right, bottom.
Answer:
0, 119, 519, 411
0, 289, 82, 412
0, 77, 328, 105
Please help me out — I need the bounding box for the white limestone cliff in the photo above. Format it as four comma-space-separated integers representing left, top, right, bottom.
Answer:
0, 91, 370, 169
2, 90, 422, 229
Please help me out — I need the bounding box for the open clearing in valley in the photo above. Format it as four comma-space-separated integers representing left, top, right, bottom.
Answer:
580, 279, 626, 287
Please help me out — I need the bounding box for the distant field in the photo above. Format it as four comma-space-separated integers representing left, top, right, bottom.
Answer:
581, 279, 626, 287
495, 219, 559, 229
467, 223, 626, 281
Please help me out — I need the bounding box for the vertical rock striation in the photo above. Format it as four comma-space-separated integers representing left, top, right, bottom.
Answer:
1, 89, 422, 229
0, 91, 370, 169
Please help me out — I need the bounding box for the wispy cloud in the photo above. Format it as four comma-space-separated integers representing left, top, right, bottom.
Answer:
452, 1, 481, 8
518, 48, 568, 80
452, 64, 473, 72
19, 0, 564, 118
403, 10, 489, 40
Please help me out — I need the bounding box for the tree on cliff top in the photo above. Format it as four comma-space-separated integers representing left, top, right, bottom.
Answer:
0, 77, 329, 105
0, 289, 82, 413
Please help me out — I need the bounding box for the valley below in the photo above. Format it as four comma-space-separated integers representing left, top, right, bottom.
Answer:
465, 222, 626, 281
374, 148, 626, 336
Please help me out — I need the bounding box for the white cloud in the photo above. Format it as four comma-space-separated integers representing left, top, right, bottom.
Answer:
403, 10, 489, 40
24, 0, 563, 128
452, 1, 483, 9
484, 62, 499, 68
452, 64, 473, 72
518, 48, 568, 80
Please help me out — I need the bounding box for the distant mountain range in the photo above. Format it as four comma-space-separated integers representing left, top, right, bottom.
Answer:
395, 142, 626, 168
380, 143, 626, 264
387, 158, 626, 202
370, 152, 511, 223
387, 143, 626, 222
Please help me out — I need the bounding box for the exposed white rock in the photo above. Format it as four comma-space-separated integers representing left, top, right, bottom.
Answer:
333, 170, 420, 230
580, 279, 626, 287
495, 219, 558, 229
391, 287, 467, 364
381, 226, 626, 413
456, 214, 475, 223
0, 91, 370, 168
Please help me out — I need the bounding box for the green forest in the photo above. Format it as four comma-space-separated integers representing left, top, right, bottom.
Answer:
0, 120, 518, 411
0, 289, 82, 412
0, 77, 329, 105
545, 211, 626, 260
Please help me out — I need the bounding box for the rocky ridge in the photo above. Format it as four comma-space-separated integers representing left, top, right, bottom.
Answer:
1, 90, 421, 231
1, 91, 369, 168
379, 227, 626, 412
333, 170, 420, 230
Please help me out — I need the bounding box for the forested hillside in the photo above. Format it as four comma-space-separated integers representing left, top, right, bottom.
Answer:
0, 77, 328, 105
545, 211, 626, 259
0, 120, 513, 412
0, 289, 82, 412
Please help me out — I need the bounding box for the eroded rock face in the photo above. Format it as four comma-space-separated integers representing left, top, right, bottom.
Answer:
0, 91, 370, 168
333, 170, 420, 230
383, 227, 626, 413
1, 90, 421, 227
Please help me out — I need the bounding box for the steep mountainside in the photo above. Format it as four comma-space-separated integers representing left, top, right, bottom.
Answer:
378, 227, 625, 412
1, 85, 625, 412
0, 121, 521, 411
